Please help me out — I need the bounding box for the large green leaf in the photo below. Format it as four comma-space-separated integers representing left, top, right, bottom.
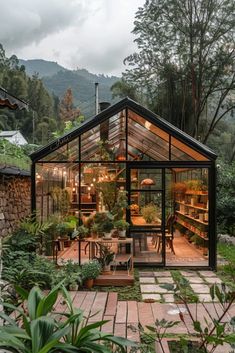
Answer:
27, 287, 44, 321
36, 286, 58, 318
30, 316, 55, 353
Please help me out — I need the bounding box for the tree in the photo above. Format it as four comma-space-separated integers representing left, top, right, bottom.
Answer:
59, 88, 80, 124
124, 0, 235, 142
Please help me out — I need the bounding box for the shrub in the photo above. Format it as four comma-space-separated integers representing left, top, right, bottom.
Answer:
82, 260, 101, 280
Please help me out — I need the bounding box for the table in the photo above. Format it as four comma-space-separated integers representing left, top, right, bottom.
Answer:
131, 216, 161, 226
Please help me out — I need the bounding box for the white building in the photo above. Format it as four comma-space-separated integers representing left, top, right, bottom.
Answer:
0, 131, 28, 145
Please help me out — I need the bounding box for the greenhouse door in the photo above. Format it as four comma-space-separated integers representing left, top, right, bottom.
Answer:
127, 166, 166, 266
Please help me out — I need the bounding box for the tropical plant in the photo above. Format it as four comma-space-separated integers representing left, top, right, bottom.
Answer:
52, 260, 82, 289
0, 284, 135, 353
141, 203, 159, 223
81, 260, 101, 280
94, 244, 115, 269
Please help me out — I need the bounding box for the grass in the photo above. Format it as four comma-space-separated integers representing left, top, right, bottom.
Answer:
217, 242, 235, 290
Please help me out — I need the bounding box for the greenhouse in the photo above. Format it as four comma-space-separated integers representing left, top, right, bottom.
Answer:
31, 97, 217, 269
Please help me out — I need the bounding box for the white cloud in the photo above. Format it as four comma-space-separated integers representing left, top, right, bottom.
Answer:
1, 0, 145, 76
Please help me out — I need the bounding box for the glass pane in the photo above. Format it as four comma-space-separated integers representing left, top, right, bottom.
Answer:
128, 109, 169, 161
131, 169, 162, 190
167, 167, 209, 266
39, 139, 79, 162
81, 162, 126, 215
171, 137, 208, 161
81, 110, 126, 161
130, 191, 162, 226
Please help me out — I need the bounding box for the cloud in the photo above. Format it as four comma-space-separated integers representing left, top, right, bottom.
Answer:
0, 0, 83, 49
1, 0, 145, 75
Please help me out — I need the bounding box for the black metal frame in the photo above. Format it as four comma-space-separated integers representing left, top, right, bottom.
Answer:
30, 98, 217, 270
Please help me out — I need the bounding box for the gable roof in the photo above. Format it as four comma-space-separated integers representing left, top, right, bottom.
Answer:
30, 97, 217, 162
0, 87, 28, 110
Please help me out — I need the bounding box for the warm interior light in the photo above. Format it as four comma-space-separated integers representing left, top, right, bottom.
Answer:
141, 178, 155, 186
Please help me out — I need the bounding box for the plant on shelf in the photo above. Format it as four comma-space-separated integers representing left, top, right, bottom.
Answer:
114, 219, 130, 238
76, 225, 89, 239
172, 181, 187, 194
141, 203, 159, 223
94, 244, 115, 272
82, 260, 101, 288
186, 179, 204, 191
93, 212, 114, 236
101, 219, 114, 238
91, 223, 99, 239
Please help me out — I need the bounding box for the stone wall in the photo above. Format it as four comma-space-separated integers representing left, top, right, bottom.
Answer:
0, 174, 31, 237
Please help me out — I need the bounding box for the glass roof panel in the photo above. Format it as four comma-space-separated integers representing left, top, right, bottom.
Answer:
128, 109, 170, 161
39, 138, 79, 162
81, 109, 126, 161
171, 137, 208, 161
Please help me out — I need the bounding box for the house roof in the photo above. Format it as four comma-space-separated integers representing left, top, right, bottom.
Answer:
0, 165, 30, 177
30, 97, 217, 162
0, 87, 28, 110
0, 130, 20, 137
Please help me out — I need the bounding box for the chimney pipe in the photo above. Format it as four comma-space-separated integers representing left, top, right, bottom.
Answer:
99, 101, 111, 112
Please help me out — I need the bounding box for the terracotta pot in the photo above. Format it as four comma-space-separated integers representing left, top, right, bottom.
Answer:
84, 278, 94, 289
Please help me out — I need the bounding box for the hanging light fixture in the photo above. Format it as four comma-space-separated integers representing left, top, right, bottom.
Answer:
141, 178, 155, 186
115, 111, 126, 161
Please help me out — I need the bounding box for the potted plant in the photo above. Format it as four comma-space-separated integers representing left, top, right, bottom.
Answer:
76, 225, 89, 240
141, 203, 159, 224
91, 223, 99, 239
82, 260, 101, 289
114, 219, 129, 238
95, 244, 115, 272
100, 219, 114, 239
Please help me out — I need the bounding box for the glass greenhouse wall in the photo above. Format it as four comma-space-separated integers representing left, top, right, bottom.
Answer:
31, 98, 217, 269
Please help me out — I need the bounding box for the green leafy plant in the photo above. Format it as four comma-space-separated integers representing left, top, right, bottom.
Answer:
0, 284, 135, 353
52, 260, 82, 289
94, 244, 115, 269
75, 225, 89, 239
141, 203, 159, 223
81, 260, 101, 280
114, 219, 130, 230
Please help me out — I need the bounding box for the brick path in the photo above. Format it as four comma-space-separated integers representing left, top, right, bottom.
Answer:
55, 290, 234, 352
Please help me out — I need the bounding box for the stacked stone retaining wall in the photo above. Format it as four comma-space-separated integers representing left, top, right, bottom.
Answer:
0, 173, 31, 237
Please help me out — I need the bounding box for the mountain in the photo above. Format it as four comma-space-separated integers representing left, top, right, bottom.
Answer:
19, 59, 67, 77
20, 59, 120, 117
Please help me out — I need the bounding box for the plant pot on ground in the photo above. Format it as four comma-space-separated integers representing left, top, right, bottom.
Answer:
82, 260, 101, 288
94, 244, 115, 273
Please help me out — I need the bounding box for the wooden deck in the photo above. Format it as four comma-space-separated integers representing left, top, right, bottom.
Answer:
54, 291, 235, 344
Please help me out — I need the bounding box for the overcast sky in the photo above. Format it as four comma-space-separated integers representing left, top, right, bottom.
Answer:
0, 0, 145, 76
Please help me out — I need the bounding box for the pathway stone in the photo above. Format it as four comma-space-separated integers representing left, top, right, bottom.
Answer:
190, 283, 210, 294
154, 271, 172, 277
198, 293, 218, 302
187, 277, 205, 284
180, 271, 197, 277
162, 294, 175, 303
198, 271, 217, 277
157, 277, 175, 284
204, 277, 222, 284
140, 284, 169, 293
139, 277, 156, 284
142, 293, 161, 301
139, 271, 154, 277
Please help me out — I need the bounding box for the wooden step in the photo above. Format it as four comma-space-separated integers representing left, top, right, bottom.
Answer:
94, 272, 134, 286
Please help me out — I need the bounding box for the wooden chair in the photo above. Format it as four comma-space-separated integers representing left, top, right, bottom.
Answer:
154, 215, 175, 254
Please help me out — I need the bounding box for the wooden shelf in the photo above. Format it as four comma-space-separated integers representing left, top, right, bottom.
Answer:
185, 191, 208, 195
176, 211, 208, 226
176, 217, 208, 240
176, 201, 208, 211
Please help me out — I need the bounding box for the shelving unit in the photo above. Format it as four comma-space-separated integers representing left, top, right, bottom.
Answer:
175, 190, 209, 241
